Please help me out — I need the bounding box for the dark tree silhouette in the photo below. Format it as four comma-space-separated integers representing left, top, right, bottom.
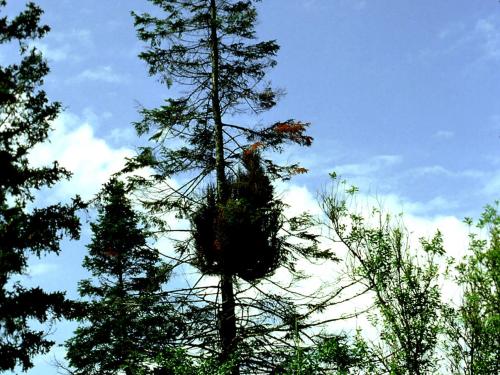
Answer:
0, 1, 83, 371
65, 179, 183, 374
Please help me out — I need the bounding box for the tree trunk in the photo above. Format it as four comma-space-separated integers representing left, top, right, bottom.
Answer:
118, 261, 133, 375
220, 273, 238, 373
210, 0, 227, 201
209, 0, 239, 373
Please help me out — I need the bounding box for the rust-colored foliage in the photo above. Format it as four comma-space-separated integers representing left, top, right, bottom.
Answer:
243, 141, 264, 156
271, 121, 313, 146
103, 247, 119, 258
291, 167, 309, 175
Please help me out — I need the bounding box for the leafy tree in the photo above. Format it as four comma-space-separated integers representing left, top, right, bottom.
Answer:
65, 179, 182, 375
127, 0, 333, 373
321, 176, 445, 374
445, 202, 500, 374
0, 1, 83, 372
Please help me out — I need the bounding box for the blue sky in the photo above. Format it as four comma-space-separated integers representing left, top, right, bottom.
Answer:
3, 0, 500, 373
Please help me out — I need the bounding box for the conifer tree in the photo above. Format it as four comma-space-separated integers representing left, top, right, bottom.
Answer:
127, 1, 333, 373
65, 179, 182, 375
0, 1, 83, 372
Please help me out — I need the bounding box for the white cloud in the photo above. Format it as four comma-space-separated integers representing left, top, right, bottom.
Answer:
483, 170, 500, 196
433, 130, 454, 139
301, 0, 366, 12
461, 16, 500, 63
29, 111, 133, 201
405, 164, 488, 183
70, 65, 127, 84
31, 342, 69, 373
51, 29, 93, 48
333, 154, 403, 176
28, 263, 59, 277
278, 183, 322, 217
412, 165, 453, 177
363, 192, 458, 216
475, 17, 500, 61
265, 182, 472, 342
425, 16, 500, 68
108, 126, 136, 144
438, 22, 466, 40
31, 42, 69, 62
29, 29, 93, 63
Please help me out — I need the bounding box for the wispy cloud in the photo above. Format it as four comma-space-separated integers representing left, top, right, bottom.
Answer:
334, 154, 403, 176
430, 15, 500, 66
30, 29, 93, 63
409, 165, 485, 179
483, 169, 500, 196
107, 126, 136, 144
437, 22, 466, 41
301, 0, 366, 12
52, 29, 93, 47
475, 17, 500, 62
70, 65, 127, 84
433, 130, 454, 139
28, 263, 59, 277
31, 42, 69, 62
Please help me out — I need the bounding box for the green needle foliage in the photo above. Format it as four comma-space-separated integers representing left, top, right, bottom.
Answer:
65, 179, 183, 374
191, 152, 284, 282
0, 1, 83, 372
127, 0, 331, 373
445, 202, 500, 374
275, 333, 372, 375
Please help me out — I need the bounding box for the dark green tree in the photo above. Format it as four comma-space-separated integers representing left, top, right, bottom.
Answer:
274, 333, 373, 375
191, 152, 283, 282
0, 1, 83, 372
65, 179, 182, 375
445, 203, 500, 374
127, 0, 332, 373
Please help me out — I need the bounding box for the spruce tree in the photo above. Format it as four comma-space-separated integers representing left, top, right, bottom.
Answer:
0, 1, 83, 372
128, 1, 332, 373
65, 179, 183, 374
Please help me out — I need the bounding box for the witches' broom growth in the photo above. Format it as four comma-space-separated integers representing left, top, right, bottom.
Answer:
191, 152, 283, 282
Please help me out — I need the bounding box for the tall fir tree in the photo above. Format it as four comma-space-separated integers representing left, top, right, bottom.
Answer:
127, 0, 333, 373
0, 1, 83, 372
65, 179, 183, 375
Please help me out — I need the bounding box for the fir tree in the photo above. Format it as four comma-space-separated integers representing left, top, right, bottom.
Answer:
0, 1, 83, 372
65, 179, 182, 375
127, 0, 332, 373
66, 180, 181, 375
